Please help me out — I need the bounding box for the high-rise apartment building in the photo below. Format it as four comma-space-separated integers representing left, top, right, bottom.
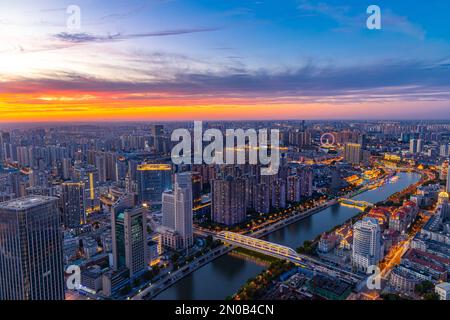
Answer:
212, 176, 246, 226
410, 139, 423, 154
352, 217, 382, 272
271, 178, 286, 209
253, 183, 270, 214
61, 182, 86, 229
0, 196, 65, 300
440, 144, 449, 157
287, 175, 301, 203
344, 143, 362, 165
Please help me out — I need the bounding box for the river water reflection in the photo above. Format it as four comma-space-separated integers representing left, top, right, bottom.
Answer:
155, 172, 420, 300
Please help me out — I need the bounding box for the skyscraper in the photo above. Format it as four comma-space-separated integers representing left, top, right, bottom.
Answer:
440, 144, 449, 157
344, 143, 362, 165
417, 139, 424, 154
409, 139, 417, 154
0, 196, 65, 300
409, 139, 423, 154
253, 183, 270, 214
352, 217, 382, 272
61, 182, 86, 229
287, 175, 301, 203
271, 178, 286, 209
174, 172, 194, 249
95, 153, 107, 183
212, 176, 246, 226
162, 191, 176, 229
299, 166, 313, 197
136, 164, 172, 205
111, 205, 149, 278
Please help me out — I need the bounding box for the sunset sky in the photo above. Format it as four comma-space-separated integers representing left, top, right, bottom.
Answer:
1, 0, 450, 122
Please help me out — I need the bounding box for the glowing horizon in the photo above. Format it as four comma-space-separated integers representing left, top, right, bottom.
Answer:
1, 0, 450, 122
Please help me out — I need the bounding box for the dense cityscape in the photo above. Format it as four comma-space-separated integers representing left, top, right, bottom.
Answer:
1, 120, 450, 301
1, 2, 450, 315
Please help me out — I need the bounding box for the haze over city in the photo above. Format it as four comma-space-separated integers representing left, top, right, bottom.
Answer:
2, 0, 450, 311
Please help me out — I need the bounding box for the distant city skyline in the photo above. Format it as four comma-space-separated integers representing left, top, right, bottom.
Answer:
1, 0, 450, 121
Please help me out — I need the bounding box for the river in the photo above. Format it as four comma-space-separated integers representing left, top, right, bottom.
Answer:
155, 172, 420, 300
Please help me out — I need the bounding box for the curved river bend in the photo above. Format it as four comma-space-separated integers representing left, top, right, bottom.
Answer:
155, 172, 420, 300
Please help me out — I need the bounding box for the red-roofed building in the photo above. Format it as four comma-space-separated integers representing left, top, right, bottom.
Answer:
402, 249, 450, 281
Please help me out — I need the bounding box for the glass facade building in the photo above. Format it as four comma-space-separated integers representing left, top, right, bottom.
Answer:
0, 196, 65, 300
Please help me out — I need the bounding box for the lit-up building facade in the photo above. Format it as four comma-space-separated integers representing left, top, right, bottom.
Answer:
136, 164, 172, 205
0, 196, 65, 300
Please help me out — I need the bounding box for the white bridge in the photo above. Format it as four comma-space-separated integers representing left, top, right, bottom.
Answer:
218, 231, 300, 261
217, 231, 363, 284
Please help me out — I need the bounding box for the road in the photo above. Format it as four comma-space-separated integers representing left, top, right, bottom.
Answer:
132, 245, 234, 300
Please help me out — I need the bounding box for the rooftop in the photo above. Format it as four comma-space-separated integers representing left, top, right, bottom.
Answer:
0, 196, 58, 211
436, 282, 450, 291
137, 164, 171, 171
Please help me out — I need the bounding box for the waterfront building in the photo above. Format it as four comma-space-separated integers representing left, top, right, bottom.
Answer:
253, 183, 270, 214
212, 176, 246, 226
173, 172, 194, 249
287, 175, 301, 202
352, 217, 382, 272
271, 178, 286, 209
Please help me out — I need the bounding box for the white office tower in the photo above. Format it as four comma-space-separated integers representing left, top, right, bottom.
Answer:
174, 172, 194, 249
352, 217, 382, 272
0, 196, 65, 300
417, 139, 423, 153
440, 144, 449, 157
409, 139, 417, 154
162, 191, 176, 229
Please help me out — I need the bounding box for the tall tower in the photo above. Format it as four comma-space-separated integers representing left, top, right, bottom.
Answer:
174, 172, 193, 249
352, 217, 382, 272
344, 143, 362, 165
162, 191, 176, 229
136, 164, 172, 205
0, 196, 65, 300
212, 176, 246, 226
61, 182, 86, 229
111, 205, 149, 278
410, 139, 418, 154
417, 139, 424, 154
